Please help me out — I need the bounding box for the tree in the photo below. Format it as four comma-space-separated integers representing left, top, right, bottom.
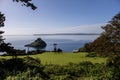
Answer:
0, 12, 14, 53
57, 48, 62, 52
94, 13, 120, 56
0, 0, 37, 53
13, 0, 37, 10
80, 12, 120, 56
0, 12, 5, 44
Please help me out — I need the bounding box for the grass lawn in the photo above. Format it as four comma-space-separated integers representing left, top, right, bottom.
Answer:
0, 52, 107, 65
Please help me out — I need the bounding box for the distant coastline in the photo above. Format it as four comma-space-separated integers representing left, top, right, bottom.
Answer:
3, 33, 100, 36
33, 33, 100, 36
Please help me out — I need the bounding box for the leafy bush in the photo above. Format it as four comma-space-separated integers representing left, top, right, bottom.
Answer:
0, 56, 120, 80
105, 55, 120, 80
86, 52, 97, 57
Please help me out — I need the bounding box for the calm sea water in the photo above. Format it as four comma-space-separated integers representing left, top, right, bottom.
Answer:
4, 35, 99, 52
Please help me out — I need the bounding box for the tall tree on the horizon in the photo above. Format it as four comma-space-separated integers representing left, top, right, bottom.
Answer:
0, 0, 37, 52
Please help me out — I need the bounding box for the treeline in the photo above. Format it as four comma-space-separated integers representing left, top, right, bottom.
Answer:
79, 12, 120, 57
0, 56, 120, 80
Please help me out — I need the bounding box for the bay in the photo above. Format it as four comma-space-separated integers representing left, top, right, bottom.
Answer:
4, 35, 99, 52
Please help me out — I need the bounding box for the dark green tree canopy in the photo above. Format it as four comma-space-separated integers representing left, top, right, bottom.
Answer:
80, 12, 120, 56
102, 13, 120, 43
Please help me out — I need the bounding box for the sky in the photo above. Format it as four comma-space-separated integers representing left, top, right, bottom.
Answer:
0, 0, 120, 35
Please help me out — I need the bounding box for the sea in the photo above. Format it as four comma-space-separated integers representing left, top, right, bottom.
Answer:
3, 35, 99, 52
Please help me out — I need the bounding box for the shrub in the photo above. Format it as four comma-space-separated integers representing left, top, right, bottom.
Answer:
86, 52, 97, 57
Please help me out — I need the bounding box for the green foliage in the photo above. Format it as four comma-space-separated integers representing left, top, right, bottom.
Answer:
80, 13, 120, 57
0, 43, 15, 55
0, 57, 47, 80
86, 52, 96, 57
44, 61, 106, 80
106, 55, 120, 80
79, 43, 92, 52
6, 69, 44, 80
23, 56, 42, 68
0, 56, 119, 80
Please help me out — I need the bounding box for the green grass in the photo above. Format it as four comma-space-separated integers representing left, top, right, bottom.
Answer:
0, 52, 107, 65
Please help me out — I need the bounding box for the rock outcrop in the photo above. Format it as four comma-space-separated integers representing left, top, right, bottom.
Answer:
25, 38, 47, 48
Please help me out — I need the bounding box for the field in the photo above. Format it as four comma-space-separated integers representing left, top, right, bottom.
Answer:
0, 52, 107, 65
0, 52, 114, 80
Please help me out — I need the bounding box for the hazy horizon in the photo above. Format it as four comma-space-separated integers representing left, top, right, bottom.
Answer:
0, 0, 120, 35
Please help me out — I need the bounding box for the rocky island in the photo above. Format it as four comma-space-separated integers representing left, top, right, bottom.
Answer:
25, 38, 47, 48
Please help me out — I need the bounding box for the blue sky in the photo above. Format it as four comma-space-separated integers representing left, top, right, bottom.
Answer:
0, 0, 120, 35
